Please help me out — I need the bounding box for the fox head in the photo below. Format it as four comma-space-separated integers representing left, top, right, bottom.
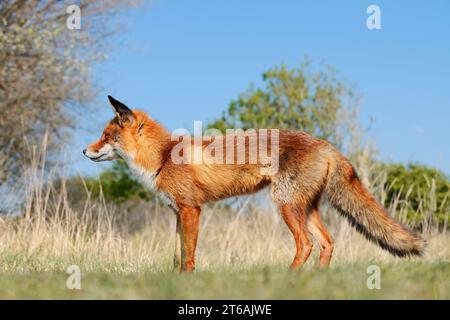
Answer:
83, 96, 156, 162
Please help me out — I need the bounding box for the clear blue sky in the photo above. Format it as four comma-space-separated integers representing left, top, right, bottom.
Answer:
73, 0, 450, 176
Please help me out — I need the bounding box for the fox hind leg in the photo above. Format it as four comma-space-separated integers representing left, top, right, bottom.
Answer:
278, 203, 313, 269
173, 213, 183, 272
307, 206, 334, 267
272, 158, 330, 269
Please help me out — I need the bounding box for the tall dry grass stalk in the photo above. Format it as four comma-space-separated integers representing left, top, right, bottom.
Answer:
0, 138, 448, 274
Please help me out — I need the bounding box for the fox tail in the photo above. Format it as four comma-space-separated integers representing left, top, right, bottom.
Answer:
325, 152, 426, 257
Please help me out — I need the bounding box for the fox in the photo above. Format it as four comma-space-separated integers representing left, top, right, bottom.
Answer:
84, 96, 426, 272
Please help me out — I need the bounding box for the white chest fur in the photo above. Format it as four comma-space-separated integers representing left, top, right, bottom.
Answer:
120, 153, 177, 210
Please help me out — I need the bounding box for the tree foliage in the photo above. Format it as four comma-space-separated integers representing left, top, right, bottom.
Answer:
209, 60, 361, 150
0, 0, 143, 183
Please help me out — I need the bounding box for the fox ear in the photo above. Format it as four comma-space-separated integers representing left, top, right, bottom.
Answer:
108, 95, 134, 125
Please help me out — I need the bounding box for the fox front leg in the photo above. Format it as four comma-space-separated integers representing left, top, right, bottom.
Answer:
178, 206, 201, 272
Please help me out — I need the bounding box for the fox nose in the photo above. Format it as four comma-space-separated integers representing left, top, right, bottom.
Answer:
83, 149, 86, 155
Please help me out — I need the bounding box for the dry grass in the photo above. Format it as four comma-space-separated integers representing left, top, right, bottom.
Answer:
0, 161, 448, 274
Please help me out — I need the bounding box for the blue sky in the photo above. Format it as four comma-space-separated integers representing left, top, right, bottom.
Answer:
73, 0, 450, 175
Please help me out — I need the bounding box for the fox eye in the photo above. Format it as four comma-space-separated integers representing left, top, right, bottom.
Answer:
104, 133, 111, 140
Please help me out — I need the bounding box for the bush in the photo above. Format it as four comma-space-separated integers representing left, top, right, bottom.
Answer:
383, 163, 449, 228
86, 160, 153, 203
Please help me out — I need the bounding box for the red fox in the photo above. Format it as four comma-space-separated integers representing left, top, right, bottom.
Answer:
84, 96, 426, 272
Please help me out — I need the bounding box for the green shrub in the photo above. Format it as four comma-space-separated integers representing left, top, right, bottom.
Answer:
86, 160, 153, 203
383, 163, 449, 228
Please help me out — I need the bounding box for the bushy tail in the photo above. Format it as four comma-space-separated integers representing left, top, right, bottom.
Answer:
325, 152, 426, 257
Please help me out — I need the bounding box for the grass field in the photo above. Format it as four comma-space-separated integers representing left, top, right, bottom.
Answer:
0, 262, 448, 299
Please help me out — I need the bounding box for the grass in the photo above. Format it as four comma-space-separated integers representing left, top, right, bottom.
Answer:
0, 262, 448, 299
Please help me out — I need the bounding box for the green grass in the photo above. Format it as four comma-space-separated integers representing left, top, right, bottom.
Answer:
0, 262, 448, 299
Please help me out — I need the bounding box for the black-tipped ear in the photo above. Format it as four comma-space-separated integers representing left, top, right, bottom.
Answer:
108, 95, 134, 125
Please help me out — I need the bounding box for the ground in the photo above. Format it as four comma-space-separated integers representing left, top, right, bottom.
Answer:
0, 262, 448, 299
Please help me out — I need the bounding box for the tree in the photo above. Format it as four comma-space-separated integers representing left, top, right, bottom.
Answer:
208, 60, 361, 151
0, 0, 144, 183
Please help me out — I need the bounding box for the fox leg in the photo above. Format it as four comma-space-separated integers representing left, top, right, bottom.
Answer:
278, 203, 313, 269
173, 213, 183, 272
307, 206, 334, 267
178, 206, 201, 272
